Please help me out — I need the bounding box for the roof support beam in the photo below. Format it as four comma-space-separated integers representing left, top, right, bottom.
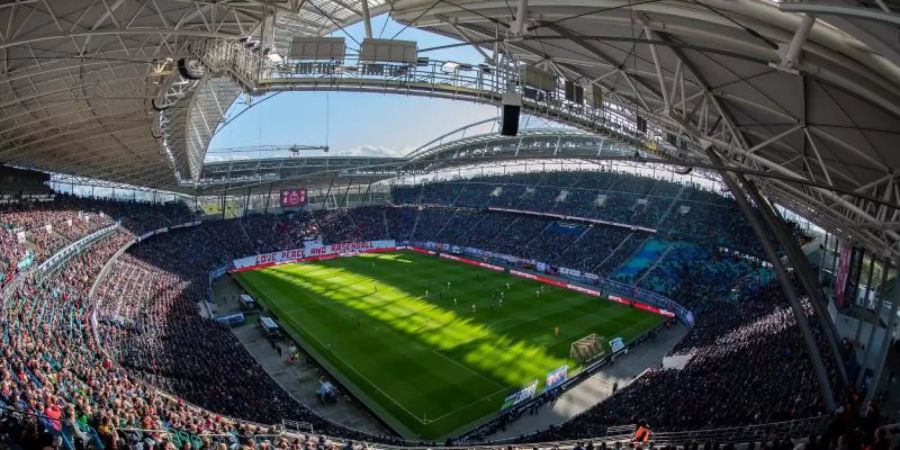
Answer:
708, 145, 837, 411
640, 20, 671, 114
748, 125, 802, 153
775, 13, 815, 72
360, 0, 373, 39
804, 128, 833, 187
512, 0, 529, 37
742, 173, 849, 387
447, 22, 492, 62
701, 130, 900, 250
779, 2, 900, 25
543, 23, 663, 109
0, 28, 243, 51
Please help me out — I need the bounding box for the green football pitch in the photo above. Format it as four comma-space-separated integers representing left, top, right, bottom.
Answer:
234, 251, 663, 440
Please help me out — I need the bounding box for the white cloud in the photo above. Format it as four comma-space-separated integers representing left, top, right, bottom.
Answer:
331, 144, 413, 158
204, 144, 414, 163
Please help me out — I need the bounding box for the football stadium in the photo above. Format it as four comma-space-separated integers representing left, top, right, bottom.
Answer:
0, 1, 899, 450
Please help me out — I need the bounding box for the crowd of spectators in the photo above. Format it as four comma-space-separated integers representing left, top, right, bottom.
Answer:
619, 247, 777, 321
526, 280, 856, 442
0, 201, 404, 450
0, 194, 192, 286
91, 215, 401, 445
0, 173, 852, 450
95, 253, 339, 429
391, 170, 809, 259
80, 202, 836, 444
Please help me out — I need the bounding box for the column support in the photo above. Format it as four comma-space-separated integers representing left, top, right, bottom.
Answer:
858, 258, 891, 386
866, 275, 898, 402
360, 0, 373, 39
708, 147, 837, 410
739, 175, 849, 386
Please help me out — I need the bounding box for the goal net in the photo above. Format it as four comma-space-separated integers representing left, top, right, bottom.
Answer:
570, 333, 605, 363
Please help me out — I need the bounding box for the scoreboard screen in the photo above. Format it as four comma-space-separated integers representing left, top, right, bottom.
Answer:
280, 189, 308, 208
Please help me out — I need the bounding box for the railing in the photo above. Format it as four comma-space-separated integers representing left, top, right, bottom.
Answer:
258, 58, 655, 153
37, 222, 120, 274
189, 39, 682, 164
194, 38, 268, 89
649, 416, 829, 445
0, 401, 842, 450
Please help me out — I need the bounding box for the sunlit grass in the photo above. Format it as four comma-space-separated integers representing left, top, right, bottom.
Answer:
269, 265, 571, 385
236, 251, 662, 439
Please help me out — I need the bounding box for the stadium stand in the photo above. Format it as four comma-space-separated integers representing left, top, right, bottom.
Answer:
0, 175, 891, 450
2, 0, 898, 445
526, 281, 839, 440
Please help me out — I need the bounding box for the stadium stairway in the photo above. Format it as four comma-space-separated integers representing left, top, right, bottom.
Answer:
611, 239, 671, 282
237, 219, 256, 252
523, 220, 555, 249
381, 209, 391, 237
634, 243, 675, 286
590, 233, 635, 274
409, 208, 422, 239
653, 184, 686, 229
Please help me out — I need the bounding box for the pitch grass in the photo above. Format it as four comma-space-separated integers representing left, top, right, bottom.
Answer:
235, 251, 663, 440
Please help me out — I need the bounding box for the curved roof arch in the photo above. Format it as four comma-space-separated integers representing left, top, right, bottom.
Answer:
0, 0, 898, 258
0, 0, 389, 190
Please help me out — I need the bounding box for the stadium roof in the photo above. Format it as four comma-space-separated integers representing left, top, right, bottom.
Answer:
390, 0, 900, 258
1, 0, 899, 257
0, 0, 389, 189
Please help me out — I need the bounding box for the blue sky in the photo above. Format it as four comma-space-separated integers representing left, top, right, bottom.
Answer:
207, 15, 501, 160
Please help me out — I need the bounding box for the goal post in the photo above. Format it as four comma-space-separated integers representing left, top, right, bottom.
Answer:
570, 333, 605, 364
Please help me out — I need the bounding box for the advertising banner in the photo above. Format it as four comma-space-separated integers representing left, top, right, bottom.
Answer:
500, 380, 538, 411
438, 252, 505, 271
609, 337, 626, 353
559, 267, 583, 279
834, 242, 852, 309
280, 189, 308, 208
545, 365, 569, 390
231, 240, 396, 271
509, 270, 567, 288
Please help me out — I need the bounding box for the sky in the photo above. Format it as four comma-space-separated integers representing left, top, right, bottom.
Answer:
207, 15, 503, 160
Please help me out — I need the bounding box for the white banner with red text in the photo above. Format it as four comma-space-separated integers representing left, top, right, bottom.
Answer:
230, 240, 397, 272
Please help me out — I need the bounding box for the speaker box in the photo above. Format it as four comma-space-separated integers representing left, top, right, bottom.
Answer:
501, 92, 522, 137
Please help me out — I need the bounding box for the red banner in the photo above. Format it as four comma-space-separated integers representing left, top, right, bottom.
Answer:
230, 240, 396, 272
439, 252, 505, 271
565, 283, 602, 297
607, 295, 631, 306
280, 189, 308, 208
834, 243, 852, 308
509, 270, 568, 288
